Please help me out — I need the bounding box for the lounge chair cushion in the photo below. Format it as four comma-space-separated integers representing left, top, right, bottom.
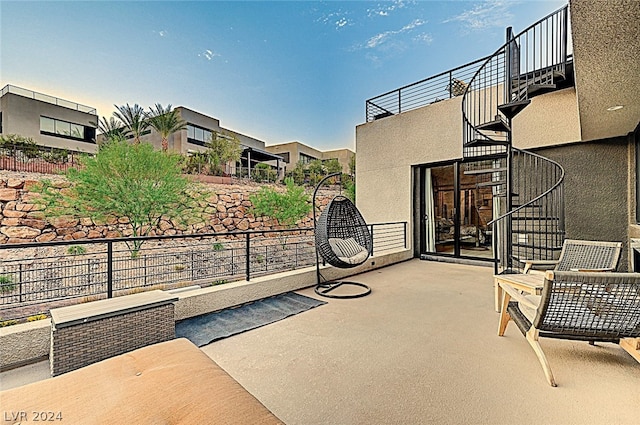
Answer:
328, 237, 369, 265
0, 338, 283, 425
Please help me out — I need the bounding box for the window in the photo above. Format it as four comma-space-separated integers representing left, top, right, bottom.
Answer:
299, 152, 317, 164
279, 152, 290, 163
186, 124, 215, 146
40, 116, 95, 143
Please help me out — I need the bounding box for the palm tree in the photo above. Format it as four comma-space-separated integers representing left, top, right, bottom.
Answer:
113, 103, 148, 144
147, 104, 187, 152
96, 116, 127, 144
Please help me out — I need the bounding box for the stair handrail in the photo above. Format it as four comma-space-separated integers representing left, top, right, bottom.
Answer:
487, 147, 565, 226
461, 4, 570, 152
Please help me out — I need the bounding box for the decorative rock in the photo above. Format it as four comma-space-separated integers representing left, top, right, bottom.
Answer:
50, 216, 79, 229
2, 210, 26, 218
105, 231, 120, 239
0, 189, 18, 201
56, 228, 76, 236
221, 218, 234, 226
72, 231, 87, 239
1, 218, 22, 227
23, 180, 40, 190
7, 238, 33, 244
80, 217, 93, 226
216, 204, 227, 213
1, 226, 41, 239
87, 230, 103, 239
21, 218, 47, 230
6, 179, 24, 189
16, 203, 35, 212
237, 219, 250, 231
158, 220, 172, 231
36, 232, 57, 242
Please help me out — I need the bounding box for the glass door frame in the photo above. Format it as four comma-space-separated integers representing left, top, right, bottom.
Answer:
418, 160, 496, 262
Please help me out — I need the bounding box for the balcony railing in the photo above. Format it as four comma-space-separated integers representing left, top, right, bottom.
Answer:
0, 222, 407, 321
365, 55, 494, 122
1, 85, 97, 114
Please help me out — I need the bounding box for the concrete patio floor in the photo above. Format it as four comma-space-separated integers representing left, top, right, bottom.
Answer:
2, 259, 639, 424
201, 260, 640, 425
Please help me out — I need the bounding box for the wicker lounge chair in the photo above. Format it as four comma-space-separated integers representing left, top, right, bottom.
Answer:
520, 239, 622, 274
312, 173, 372, 298
498, 270, 640, 386
496, 240, 623, 312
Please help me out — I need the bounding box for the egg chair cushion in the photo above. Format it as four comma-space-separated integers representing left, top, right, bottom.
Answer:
328, 237, 370, 265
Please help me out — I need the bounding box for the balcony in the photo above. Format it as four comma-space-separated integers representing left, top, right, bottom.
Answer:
2, 259, 638, 424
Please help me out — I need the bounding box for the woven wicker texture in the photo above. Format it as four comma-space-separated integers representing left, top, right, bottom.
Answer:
534, 271, 640, 339
554, 239, 622, 271
315, 196, 372, 269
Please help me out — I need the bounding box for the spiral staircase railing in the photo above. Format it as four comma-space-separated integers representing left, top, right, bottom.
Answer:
461, 5, 570, 274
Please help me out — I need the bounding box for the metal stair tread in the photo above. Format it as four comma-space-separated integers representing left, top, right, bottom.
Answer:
463, 167, 507, 175
497, 100, 531, 119
475, 117, 510, 133
464, 139, 510, 147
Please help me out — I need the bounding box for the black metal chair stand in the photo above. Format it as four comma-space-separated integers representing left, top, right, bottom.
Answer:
312, 173, 371, 299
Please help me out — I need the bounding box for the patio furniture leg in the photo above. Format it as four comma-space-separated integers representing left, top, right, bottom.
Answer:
525, 327, 557, 387
498, 292, 512, 336
494, 278, 503, 312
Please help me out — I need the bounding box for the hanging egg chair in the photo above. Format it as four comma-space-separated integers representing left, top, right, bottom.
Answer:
313, 173, 371, 298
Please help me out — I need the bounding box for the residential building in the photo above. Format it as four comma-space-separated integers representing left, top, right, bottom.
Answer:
0, 85, 98, 153
139, 107, 284, 177
265, 141, 354, 174
356, 0, 639, 271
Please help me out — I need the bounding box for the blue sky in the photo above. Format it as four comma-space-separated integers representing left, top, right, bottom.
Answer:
1, 0, 565, 150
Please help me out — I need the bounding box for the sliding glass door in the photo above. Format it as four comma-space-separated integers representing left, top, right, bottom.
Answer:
420, 161, 495, 260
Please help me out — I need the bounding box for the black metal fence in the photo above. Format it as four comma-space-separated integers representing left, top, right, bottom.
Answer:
365, 55, 491, 122
0, 143, 84, 175
0, 222, 406, 321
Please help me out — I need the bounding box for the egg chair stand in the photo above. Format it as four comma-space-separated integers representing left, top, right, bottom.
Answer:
313, 173, 371, 299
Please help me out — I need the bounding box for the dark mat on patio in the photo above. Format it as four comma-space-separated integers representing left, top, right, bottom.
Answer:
175, 292, 327, 347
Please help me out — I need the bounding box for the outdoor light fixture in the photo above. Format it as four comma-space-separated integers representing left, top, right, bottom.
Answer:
606, 105, 624, 111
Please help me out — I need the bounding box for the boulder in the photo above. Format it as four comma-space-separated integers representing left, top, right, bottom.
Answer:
6, 179, 24, 189
0, 189, 18, 201
1, 226, 41, 239
36, 232, 57, 243
50, 216, 79, 229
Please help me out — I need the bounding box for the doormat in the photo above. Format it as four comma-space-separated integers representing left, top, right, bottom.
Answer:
175, 292, 327, 347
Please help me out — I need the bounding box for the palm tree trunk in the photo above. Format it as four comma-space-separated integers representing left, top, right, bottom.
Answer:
162, 138, 168, 152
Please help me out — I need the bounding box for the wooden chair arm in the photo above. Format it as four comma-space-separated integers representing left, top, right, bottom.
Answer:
568, 267, 615, 272
520, 259, 559, 274
499, 283, 539, 310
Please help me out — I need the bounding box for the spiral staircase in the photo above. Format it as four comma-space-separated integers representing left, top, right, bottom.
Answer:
461, 6, 572, 274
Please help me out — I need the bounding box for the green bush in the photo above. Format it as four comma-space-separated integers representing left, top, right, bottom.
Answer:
66, 245, 87, 255
0, 275, 16, 293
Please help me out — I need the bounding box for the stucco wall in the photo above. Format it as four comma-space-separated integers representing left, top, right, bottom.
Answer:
356, 97, 463, 252
1, 93, 98, 153
533, 137, 630, 269
513, 87, 582, 149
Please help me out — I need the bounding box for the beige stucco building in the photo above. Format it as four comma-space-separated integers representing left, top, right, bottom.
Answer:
356, 0, 639, 270
265, 141, 354, 174
0, 85, 98, 153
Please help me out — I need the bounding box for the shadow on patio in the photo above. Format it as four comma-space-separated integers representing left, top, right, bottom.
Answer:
2, 260, 638, 424
201, 260, 639, 425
